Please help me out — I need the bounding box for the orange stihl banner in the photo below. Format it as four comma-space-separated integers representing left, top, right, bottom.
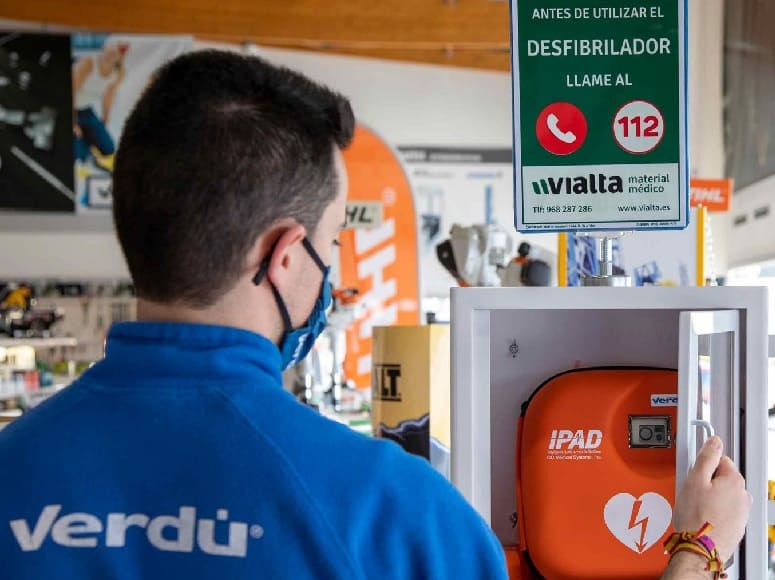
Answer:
339, 126, 420, 391
689, 178, 733, 212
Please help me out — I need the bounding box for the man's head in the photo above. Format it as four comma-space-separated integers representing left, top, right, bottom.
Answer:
113, 50, 354, 341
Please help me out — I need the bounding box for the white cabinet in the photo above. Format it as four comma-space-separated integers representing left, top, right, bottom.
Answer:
451, 286, 768, 579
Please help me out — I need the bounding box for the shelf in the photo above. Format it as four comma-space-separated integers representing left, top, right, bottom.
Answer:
0, 410, 22, 424
0, 389, 25, 402
26, 385, 67, 407
0, 337, 78, 348
0, 384, 68, 405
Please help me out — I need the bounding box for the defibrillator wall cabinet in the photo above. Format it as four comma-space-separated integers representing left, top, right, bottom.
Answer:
450, 287, 768, 579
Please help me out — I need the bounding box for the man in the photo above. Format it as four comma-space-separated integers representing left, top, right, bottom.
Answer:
0, 51, 751, 578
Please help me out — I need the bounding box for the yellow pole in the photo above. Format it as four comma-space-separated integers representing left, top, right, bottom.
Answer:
696, 206, 706, 286
558, 233, 568, 287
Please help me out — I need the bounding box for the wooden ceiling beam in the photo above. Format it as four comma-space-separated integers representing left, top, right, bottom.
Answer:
1, 0, 511, 71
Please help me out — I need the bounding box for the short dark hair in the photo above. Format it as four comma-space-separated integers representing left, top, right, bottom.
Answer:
113, 50, 354, 307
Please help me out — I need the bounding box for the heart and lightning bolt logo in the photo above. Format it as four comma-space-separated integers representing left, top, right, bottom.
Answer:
604, 493, 672, 554
628, 499, 650, 553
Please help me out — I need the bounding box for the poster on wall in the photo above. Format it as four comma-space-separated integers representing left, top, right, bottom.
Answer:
72, 33, 192, 211
566, 213, 697, 286
398, 147, 557, 296
0, 32, 75, 212
398, 147, 512, 297
339, 126, 420, 391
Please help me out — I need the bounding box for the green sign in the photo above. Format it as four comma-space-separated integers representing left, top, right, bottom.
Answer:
511, 0, 688, 232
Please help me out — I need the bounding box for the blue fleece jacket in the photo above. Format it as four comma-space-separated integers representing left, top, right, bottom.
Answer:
0, 322, 506, 579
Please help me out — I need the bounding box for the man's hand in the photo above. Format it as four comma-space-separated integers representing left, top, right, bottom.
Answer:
672, 436, 752, 562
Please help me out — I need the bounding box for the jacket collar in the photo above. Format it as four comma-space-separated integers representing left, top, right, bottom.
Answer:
82, 321, 283, 389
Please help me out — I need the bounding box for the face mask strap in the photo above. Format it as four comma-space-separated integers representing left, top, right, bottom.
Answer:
253, 238, 326, 286
269, 284, 293, 332
252, 236, 277, 286
302, 238, 327, 273
252, 259, 270, 287
252, 245, 293, 332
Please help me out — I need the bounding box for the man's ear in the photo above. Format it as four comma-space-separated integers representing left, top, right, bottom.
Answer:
265, 224, 307, 288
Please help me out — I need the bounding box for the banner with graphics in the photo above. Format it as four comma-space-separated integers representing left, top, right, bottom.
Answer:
690, 178, 733, 213
339, 126, 420, 391
0, 32, 75, 212
72, 33, 191, 211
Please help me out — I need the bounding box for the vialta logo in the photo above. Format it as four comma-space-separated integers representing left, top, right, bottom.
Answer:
9, 505, 262, 557
532, 173, 624, 195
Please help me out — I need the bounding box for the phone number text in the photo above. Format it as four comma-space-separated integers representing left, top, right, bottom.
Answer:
532, 205, 593, 214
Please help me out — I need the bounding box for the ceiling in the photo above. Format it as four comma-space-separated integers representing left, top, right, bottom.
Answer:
0, 0, 512, 71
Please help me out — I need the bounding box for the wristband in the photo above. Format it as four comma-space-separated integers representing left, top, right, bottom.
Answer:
663, 522, 727, 579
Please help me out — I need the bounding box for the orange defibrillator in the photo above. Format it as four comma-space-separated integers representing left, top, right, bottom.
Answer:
514, 368, 679, 579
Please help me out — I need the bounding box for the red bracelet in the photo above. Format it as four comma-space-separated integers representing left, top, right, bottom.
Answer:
663, 522, 727, 579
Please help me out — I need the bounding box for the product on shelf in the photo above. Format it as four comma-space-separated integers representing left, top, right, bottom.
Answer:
0, 284, 63, 338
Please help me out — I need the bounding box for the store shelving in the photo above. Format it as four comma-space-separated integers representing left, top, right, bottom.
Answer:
0, 337, 77, 348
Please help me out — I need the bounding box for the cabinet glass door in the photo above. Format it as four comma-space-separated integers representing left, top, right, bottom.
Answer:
678, 310, 740, 578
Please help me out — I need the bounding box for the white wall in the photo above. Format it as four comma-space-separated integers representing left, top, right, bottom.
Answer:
0, 219, 126, 278
727, 174, 775, 267
241, 44, 514, 147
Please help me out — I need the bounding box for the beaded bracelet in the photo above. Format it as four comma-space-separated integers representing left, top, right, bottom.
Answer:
663, 522, 727, 579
